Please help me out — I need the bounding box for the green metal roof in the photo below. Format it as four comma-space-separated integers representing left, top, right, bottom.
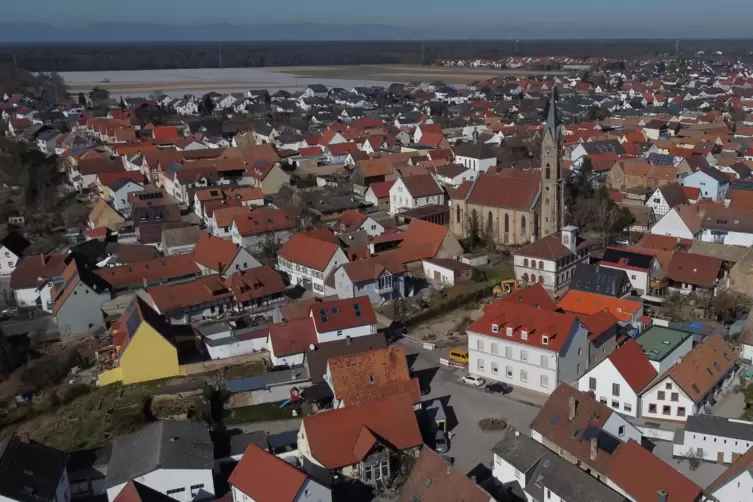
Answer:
635, 326, 694, 362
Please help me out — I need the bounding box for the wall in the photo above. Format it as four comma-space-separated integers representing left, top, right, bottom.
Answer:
651, 210, 697, 240
224, 249, 262, 278
712, 470, 753, 502
0, 245, 18, 276
228, 381, 312, 407
602, 414, 642, 444
700, 229, 753, 247
107, 469, 215, 502
577, 360, 640, 418
422, 261, 460, 287
98, 367, 124, 386
316, 323, 376, 344
640, 377, 695, 422
451, 201, 535, 247
57, 283, 109, 335
269, 347, 306, 368
601, 265, 648, 294
14, 287, 40, 308
652, 335, 694, 375
119, 322, 180, 384
205, 337, 267, 360
55, 464, 71, 502
672, 423, 753, 463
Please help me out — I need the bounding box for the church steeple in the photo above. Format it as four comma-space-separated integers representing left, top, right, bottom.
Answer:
545, 88, 559, 143
538, 90, 562, 240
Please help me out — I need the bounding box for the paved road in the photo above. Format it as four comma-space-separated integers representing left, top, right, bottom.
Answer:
398, 339, 546, 476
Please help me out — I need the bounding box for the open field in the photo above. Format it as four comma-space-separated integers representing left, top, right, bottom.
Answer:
59, 64, 567, 97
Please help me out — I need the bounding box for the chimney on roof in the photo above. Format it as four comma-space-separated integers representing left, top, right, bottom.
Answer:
142, 276, 147, 289
589, 436, 598, 461
18, 432, 29, 443
568, 396, 577, 421
657, 490, 668, 502
346, 336, 352, 346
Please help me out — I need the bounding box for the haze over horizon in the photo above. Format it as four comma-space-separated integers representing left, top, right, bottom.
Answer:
3, 0, 752, 40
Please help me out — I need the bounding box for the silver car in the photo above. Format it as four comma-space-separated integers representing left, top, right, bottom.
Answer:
435, 429, 449, 453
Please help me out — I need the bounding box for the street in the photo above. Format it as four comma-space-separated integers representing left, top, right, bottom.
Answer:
398, 339, 546, 476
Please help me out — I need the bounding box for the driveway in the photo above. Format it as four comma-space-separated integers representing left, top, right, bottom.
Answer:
399, 339, 546, 476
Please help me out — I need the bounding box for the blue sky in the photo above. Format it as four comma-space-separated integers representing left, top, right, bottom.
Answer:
5, 0, 751, 36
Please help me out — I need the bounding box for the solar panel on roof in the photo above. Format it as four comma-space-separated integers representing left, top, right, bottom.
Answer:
648, 153, 676, 166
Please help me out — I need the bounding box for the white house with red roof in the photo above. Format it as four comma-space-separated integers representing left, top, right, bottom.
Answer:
277, 234, 348, 296
576, 339, 658, 418
309, 297, 377, 343
331, 209, 384, 238
466, 299, 589, 394
388, 174, 445, 215
364, 180, 394, 211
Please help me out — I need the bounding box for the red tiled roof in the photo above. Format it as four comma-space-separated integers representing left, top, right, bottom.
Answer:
666, 251, 723, 288
498, 283, 556, 310
225, 265, 285, 304
146, 275, 233, 312
268, 318, 317, 356
398, 174, 443, 198
465, 173, 539, 210
301, 395, 422, 469
468, 300, 579, 352
398, 448, 493, 502
637, 234, 693, 252
607, 339, 657, 392
310, 296, 376, 333
232, 206, 293, 236
366, 180, 395, 199
340, 255, 405, 283
580, 310, 619, 341
114, 481, 176, 502
95, 254, 200, 289
10, 253, 68, 290
152, 126, 179, 140
607, 440, 702, 502
97, 170, 144, 188
557, 290, 642, 323
229, 444, 308, 502
192, 232, 241, 274
333, 209, 368, 233
277, 233, 342, 272
397, 218, 449, 260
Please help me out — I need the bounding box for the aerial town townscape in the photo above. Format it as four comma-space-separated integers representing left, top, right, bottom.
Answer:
6, 42, 753, 502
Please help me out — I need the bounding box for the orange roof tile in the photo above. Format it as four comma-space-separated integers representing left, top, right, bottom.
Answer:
556, 290, 642, 322
277, 233, 341, 272
310, 296, 376, 333
225, 265, 285, 304
607, 339, 657, 392
146, 275, 233, 312
232, 206, 294, 236
229, 444, 308, 502
95, 254, 200, 289
268, 318, 317, 357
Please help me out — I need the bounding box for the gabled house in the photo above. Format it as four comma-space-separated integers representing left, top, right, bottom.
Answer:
672, 414, 753, 465
0, 432, 70, 502
229, 444, 331, 502
454, 144, 498, 173
325, 347, 420, 408
331, 209, 384, 237
599, 247, 659, 294
568, 263, 632, 298
706, 446, 753, 501
230, 206, 294, 253
557, 290, 643, 323
351, 158, 394, 195
640, 333, 738, 422
466, 300, 589, 394
310, 296, 377, 343
297, 395, 422, 488
682, 167, 730, 202
577, 339, 657, 418
277, 234, 348, 295
98, 297, 182, 386
364, 180, 394, 211
10, 252, 68, 310
700, 205, 753, 247
651, 204, 703, 240
94, 254, 201, 294
333, 255, 406, 303
141, 275, 234, 325
388, 174, 445, 216
225, 265, 286, 312
105, 421, 214, 502
192, 232, 261, 278
0, 232, 30, 276
112, 482, 176, 502
666, 251, 726, 296
54, 259, 113, 335
646, 182, 689, 217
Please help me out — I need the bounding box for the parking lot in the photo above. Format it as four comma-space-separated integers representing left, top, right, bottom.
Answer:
399, 340, 546, 476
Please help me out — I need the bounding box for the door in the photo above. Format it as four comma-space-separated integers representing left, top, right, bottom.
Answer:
717, 451, 725, 464
434, 271, 441, 282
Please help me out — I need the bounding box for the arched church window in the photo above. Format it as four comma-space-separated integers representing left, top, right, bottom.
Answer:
456, 204, 461, 223
521, 215, 527, 235
504, 214, 509, 233
545, 166, 551, 179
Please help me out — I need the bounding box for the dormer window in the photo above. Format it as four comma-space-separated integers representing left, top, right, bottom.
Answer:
521, 331, 528, 340
492, 324, 499, 333
506, 327, 514, 336
542, 336, 549, 345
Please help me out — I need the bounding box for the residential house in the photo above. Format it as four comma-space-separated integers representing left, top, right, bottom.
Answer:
645, 182, 689, 217
245, 161, 290, 196
557, 290, 643, 324
672, 415, 753, 465
422, 258, 472, 286
333, 255, 406, 303
9, 253, 67, 310
666, 251, 726, 296
577, 339, 658, 418
309, 296, 377, 344
230, 206, 294, 253
98, 297, 182, 386
635, 325, 695, 374
492, 428, 624, 502
197, 322, 269, 360
599, 247, 659, 294
363, 180, 394, 211
325, 347, 420, 408
381, 218, 464, 267
112, 482, 177, 502
450, 173, 540, 246
229, 443, 331, 502
0, 432, 70, 502
351, 158, 395, 195
640, 333, 738, 422
388, 174, 445, 216
54, 260, 113, 335
0, 232, 30, 276
277, 234, 348, 295
105, 421, 214, 502
606, 160, 678, 191
513, 226, 593, 295
700, 206, 753, 247
141, 275, 234, 325
88, 199, 125, 231
650, 204, 703, 240
267, 318, 318, 367
106, 179, 145, 215
297, 395, 422, 488
706, 447, 753, 501
94, 254, 201, 294
454, 144, 498, 173
161, 226, 204, 256
530, 384, 642, 482
331, 210, 384, 238
568, 263, 632, 298
682, 167, 730, 202
466, 300, 589, 394
430, 163, 477, 188
225, 265, 286, 312
399, 447, 496, 502
192, 232, 261, 278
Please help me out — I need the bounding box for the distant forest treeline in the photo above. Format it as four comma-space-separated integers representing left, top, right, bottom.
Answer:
1, 40, 753, 72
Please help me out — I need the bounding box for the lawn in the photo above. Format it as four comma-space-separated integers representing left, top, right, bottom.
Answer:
224, 401, 297, 425
221, 361, 266, 380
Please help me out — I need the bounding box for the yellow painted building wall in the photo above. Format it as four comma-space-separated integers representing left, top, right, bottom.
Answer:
119, 322, 180, 384
98, 367, 123, 386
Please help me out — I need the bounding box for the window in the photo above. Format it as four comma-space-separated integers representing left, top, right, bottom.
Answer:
631, 274, 636, 280
166, 489, 186, 496
539, 261, 544, 270
612, 383, 620, 397
624, 403, 632, 413
520, 370, 528, 383
662, 405, 671, 415
456, 204, 461, 223
542, 336, 549, 345
657, 391, 665, 400
504, 213, 509, 233
521, 215, 527, 235
337, 330, 343, 337
665, 382, 672, 390
577, 347, 582, 356
524, 259, 529, 267
477, 339, 484, 351
618, 425, 625, 437
677, 407, 686, 417
589, 377, 596, 390
381, 462, 389, 479
541, 374, 549, 388
492, 362, 499, 375
520, 350, 528, 362
505, 346, 512, 358
649, 404, 657, 413
506, 366, 513, 378
492, 343, 498, 355
521, 330, 528, 340
576, 363, 581, 374
600, 397, 607, 404
364, 466, 373, 482
671, 392, 679, 402
506, 327, 514, 337
477, 359, 485, 371
190, 485, 205, 497
541, 355, 549, 369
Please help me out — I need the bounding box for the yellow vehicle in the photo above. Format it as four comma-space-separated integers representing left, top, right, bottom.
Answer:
449, 349, 469, 365
493, 279, 520, 297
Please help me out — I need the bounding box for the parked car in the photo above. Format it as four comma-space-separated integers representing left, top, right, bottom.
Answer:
435, 429, 449, 453
461, 375, 485, 387
485, 382, 512, 394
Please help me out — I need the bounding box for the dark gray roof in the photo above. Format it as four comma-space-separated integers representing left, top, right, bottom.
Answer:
0, 434, 69, 502
491, 428, 548, 474
67, 445, 112, 482
524, 451, 625, 502
657, 182, 689, 208
581, 140, 625, 155
214, 431, 267, 460
684, 415, 753, 442
106, 420, 213, 487
569, 263, 631, 298
698, 167, 731, 184
454, 143, 497, 160
0, 232, 30, 258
